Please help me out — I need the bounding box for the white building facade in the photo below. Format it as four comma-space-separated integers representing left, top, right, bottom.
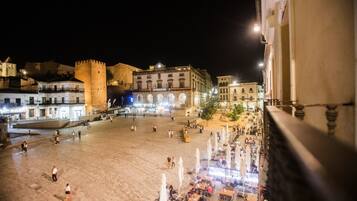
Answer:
217, 75, 234, 108
228, 82, 263, 111
0, 62, 16, 77
0, 79, 85, 121
132, 63, 212, 111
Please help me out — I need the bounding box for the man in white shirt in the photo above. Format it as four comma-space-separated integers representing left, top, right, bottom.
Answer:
52, 166, 58, 182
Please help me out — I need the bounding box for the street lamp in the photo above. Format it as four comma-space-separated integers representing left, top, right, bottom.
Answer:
258, 62, 264, 68
253, 24, 261, 33
252, 23, 268, 45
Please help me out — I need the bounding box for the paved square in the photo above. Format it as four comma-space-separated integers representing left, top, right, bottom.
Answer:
0, 115, 210, 201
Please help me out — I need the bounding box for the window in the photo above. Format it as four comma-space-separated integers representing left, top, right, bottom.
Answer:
233, 89, 236, 93
62, 97, 65, 103
4, 98, 10, 104
54, 85, 57, 91
158, 73, 161, 79
54, 98, 57, 104
16, 98, 21, 106
49, 108, 52, 115
42, 97, 46, 103
249, 88, 253, 93
49, 98, 52, 104
233, 96, 237, 101
242, 88, 245, 93
61, 85, 64, 90
29, 97, 34, 104
137, 81, 142, 90
241, 96, 245, 100
157, 80, 162, 88
137, 76, 142, 79
225, 95, 228, 100
29, 109, 35, 117
147, 80, 152, 89
179, 73, 184, 76
179, 79, 185, 88
167, 79, 173, 88
75, 85, 79, 90
40, 109, 46, 117
76, 97, 79, 103
250, 96, 253, 101
168, 74, 173, 77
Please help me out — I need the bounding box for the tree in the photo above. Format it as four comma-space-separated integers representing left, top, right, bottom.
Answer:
227, 104, 244, 121
201, 97, 220, 120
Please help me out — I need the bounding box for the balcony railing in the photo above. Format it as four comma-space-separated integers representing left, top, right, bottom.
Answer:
262, 106, 357, 201
39, 88, 84, 93
39, 101, 85, 105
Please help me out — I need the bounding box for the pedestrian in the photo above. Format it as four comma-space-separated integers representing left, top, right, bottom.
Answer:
210, 132, 213, 137
28, 130, 31, 135
65, 183, 71, 195
199, 126, 203, 133
131, 125, 135, 132
125, 113, 127, 118
78, 130, 81, 140
52, 166, 58, 182
153, 125, 157, 132
171, 156, 175, 168
170, 130, 174, 138
217, 132, 221, 142
168, 130, 171, 138
187, 120, 190, 126
23, 141, 28, 152
55, 135, 60, 144
72, 130, 75, 139
167, 157, 171, 168
110, 116, 113, 123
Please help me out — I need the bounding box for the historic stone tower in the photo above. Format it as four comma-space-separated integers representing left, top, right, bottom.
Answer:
75, 59, 107, 114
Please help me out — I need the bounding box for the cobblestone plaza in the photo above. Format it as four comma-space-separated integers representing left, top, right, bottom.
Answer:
0, 115, 210, 201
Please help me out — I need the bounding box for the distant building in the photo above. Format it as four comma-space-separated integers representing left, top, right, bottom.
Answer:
0, 77, 85, 120
217, 75, 234, 107
132, 63, 212, 110
107, 63, 142, 107
23, 61, 74, 78
75, 59, 107, 114
0, 58, 17, 77
229, 82, 263, 111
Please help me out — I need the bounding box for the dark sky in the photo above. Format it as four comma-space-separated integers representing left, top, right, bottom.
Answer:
2, 1, 264, 83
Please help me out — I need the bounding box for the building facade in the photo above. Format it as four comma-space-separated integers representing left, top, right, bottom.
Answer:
0, 60, 16, 77
0, 78, 85, 121
229, 82, 263, 111
259, 0, 356, 147
217, 75, 234, 107
75, 59, 107, 114
132, 63, 212, 110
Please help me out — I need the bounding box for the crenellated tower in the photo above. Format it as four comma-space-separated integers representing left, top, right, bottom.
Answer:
75, 59, 107, 114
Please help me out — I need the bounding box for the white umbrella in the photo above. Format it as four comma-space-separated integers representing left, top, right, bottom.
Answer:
207, 138, 212, 161
214, 132, 218, 153
240, 156, 246, 179
246, 149, 251, 173
159, 174, 168, 201
226, 146, 231, 169
221, 128, 225, 145
235, 146, 241, 170
195, 148, 200, 174
178, 157, 184, 190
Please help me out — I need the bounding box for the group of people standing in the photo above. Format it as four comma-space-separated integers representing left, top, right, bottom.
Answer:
167, 156, 176, 169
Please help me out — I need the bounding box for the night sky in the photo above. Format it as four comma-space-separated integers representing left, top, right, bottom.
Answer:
2, 1, 264, 83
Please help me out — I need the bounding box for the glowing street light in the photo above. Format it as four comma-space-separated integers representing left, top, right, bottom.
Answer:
253, 24, 261, 33
258, 62, 264, 68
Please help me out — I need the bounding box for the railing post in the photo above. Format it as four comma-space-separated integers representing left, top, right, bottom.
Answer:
293, 104, 305, 120
325, 104, 338, 136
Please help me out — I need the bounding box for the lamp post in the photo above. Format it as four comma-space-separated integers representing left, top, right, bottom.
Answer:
252, 23, 268, 45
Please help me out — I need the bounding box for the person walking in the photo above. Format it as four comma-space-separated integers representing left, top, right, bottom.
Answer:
21, 141, 28, 153
170, 130, 174, 138
110, 116, 113, 123
52, 166, 58, 182
78, 130, 81, 140
171, 156, 175, 168
65, 183, 71, 197
168, 130, 171, 138
167, 157, 172, 169
72, 130, 75, 140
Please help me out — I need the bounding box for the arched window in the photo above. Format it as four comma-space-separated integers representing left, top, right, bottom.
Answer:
241, 88, 245, 93
249, 88, 253, 93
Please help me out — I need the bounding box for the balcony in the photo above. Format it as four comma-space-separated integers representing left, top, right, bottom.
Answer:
39, 101, 85, 105
39, 88, 84, 93
262, 106, 357, 201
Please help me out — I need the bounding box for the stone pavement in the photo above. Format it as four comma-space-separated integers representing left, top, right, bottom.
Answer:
0, 115, 211, 201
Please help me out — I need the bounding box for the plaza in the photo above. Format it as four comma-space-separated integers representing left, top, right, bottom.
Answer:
0, 114, 211, 201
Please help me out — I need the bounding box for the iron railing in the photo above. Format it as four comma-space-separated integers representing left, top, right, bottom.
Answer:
262, 106, 357, 201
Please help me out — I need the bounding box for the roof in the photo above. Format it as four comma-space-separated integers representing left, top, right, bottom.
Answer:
35, 76, 83, 83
